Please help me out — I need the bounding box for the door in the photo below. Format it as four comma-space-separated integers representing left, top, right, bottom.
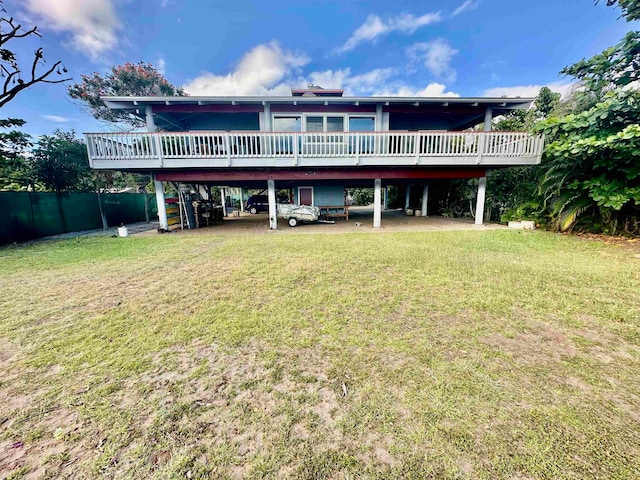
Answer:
299, 187, 313, 206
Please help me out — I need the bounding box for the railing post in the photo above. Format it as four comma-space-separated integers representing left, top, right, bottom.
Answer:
477, 132, 485, 165
154, 133, 163, 167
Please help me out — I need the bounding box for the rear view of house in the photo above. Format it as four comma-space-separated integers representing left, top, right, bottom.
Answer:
84, 86, 544, 230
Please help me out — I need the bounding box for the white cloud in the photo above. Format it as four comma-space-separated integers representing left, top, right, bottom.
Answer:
408, 40, 459, 81
23, 0, 120, 61
453, 0, 478, 16
482, 82, 576, 98
183, 42, 309, 96
157, 58, 167, 75
373, 83, 460, 97
337, 12, 441, 53
41, 114, 71, 123
183, 42, 453, 99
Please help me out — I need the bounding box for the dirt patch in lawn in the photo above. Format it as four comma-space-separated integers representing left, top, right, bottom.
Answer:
2, 340, 383, 479
482, 321, 577, 366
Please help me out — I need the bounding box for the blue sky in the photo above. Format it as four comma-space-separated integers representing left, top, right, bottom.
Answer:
2, 0, 635, 138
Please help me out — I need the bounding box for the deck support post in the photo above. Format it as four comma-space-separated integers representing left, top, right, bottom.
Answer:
474, 107, 492, 225
373, 178, 382, 228
145, 106, 156, 133
239, 187, 245, 212
154, 175, 168, 231
475, 176, 487, 225
220, 187, 227, 217
405, 185, 411, 209
383, 187, 388, 210
484, 107, 493, 132
421, 185, 429, 217
268, 179, 277, 230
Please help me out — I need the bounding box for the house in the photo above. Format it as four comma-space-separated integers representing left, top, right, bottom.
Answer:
84, 87, 544, 230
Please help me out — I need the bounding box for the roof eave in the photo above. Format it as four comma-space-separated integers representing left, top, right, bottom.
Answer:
102, 95, 534, 111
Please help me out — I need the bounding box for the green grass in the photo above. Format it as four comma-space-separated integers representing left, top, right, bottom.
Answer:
0, 229, 639, 479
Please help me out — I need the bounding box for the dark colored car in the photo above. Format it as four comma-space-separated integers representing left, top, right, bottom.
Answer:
245, 195, 269, 214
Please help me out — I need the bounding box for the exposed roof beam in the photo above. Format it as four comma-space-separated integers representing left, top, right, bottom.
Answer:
155, 112, 185, 130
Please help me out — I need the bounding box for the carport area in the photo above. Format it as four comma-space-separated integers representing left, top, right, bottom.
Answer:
135, 207, 503, 236
153, 168, 490, 233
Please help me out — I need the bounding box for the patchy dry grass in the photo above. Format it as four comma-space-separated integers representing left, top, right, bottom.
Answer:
0, 229, 639, 479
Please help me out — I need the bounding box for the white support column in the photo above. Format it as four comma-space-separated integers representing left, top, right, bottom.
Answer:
268, 179, 277, 230
405, 185, 411, 209
375, 104, 383, 131
475, 176, 487, 225
239, 187, 245, 212
145, 106, 156, 132
421, 185, 429, 217
220, 187, 227, 217
476, 107, 492, 225
154, 176, 168, 231
484, 107, 493, 132
373, 178, 382, 228
264, 103, 272, 131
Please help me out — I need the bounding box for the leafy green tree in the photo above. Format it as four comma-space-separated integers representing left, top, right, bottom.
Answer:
68, 62, 187, 129
533, 87, 561, 118
487, 88, 561, 222
603, 0, 640, 21
535, 90, 640, 233
29, 130, 93, 194
0, 118, 30, 189
496, 1, 640, 234
0, 1, 69, 190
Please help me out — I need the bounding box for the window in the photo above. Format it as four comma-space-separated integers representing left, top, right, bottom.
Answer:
327, 117, 344, 132
306, 116, 323, 132
349, 117, 375, 132
273, 116, 301, 132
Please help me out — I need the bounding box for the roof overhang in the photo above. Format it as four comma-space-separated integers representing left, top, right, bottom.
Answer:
102, 95, 533, 112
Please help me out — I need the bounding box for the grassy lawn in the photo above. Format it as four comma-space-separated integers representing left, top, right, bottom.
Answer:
0, 229, 639, 479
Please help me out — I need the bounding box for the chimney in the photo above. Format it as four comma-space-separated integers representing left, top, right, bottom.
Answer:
291, 84, 344, 97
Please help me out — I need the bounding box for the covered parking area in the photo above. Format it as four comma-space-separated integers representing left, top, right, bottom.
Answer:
153, 166, 488, 231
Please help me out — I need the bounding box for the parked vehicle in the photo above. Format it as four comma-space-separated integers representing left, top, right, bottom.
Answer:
245, 195, 269, 214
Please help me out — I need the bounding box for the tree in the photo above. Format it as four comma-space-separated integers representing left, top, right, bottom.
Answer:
0, 1, 70, 108
30, 130, 93, 194
487, 88, 561, 222
68, 62, 187, 129
0, 118, 30, 189
535, 90, 640, 233
533, 87, 561, 118
501, 0, 640, 234
603, 0, 640, 21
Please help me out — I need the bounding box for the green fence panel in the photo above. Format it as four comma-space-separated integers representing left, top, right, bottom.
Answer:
1, 192, 157, 244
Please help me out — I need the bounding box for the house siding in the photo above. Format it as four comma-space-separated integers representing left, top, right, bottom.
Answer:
293, 183, 344, 206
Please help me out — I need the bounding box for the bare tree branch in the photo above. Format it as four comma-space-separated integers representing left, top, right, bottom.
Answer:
0, 1, 69, 109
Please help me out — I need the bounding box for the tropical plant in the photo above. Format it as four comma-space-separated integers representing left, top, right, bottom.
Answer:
535, 89, 640, 233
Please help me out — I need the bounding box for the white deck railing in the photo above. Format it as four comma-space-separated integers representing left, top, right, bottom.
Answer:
85, 130, 544, 168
